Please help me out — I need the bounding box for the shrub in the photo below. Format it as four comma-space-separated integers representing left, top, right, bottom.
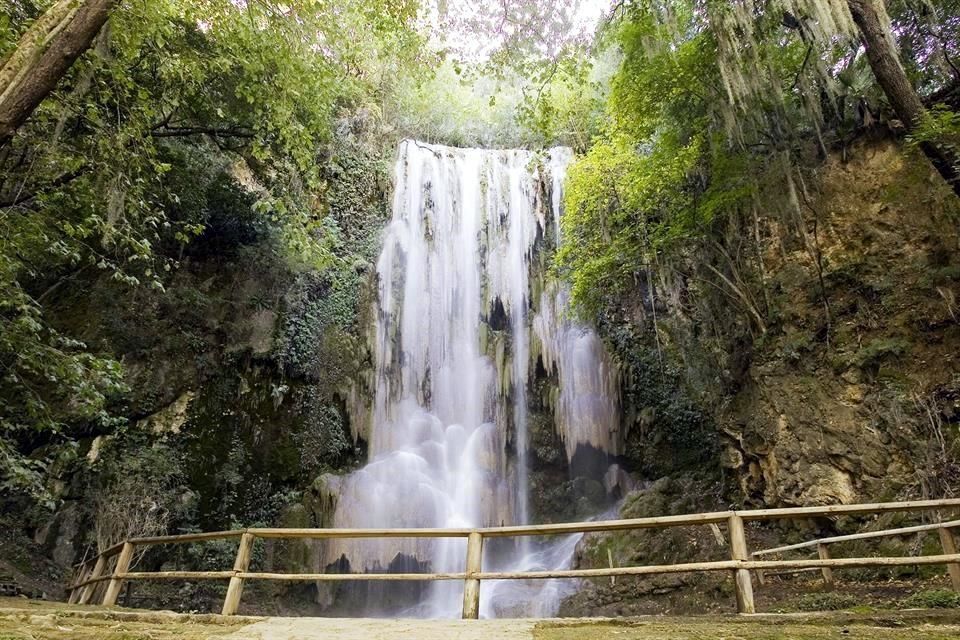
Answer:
851, 337, 910, 371
901, 589, 960, 609
795, 592, 860, 612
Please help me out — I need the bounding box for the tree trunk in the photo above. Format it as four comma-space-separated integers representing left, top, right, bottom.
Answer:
847, 0, 960, 197
0, 0, 116, 148
0, 0, 77, 94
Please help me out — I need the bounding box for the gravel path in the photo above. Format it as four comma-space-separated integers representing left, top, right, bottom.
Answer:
227, 618, 538, 640
225, 613, 960, 640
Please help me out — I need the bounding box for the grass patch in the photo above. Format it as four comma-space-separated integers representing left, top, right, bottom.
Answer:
534, 620, 960, 640
794, 592, 861, 612
0, 598, 248, 640
901, 589, 960, 609
0, 616, 242, 640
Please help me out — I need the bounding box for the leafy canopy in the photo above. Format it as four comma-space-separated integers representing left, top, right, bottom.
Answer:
557, 0, 960, 316
0, 0, 424, 502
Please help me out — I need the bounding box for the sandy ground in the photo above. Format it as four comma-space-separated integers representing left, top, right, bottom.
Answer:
1, 599, 959, 640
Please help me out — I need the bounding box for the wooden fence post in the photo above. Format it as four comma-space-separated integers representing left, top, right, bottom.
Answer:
728, 514, 756, 614
750, 553, 766, 586
938, 526, 960, 591
67, 561, 87, 604
461, 531, 484, 620
102, 542, 134, 606
817, 543, 835, 587
67, 562, 87, 604
78, 555, 106, 605
221, 532, 255, 616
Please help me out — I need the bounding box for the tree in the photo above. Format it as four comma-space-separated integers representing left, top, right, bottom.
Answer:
0, 0, 425, 505
846, 0, 959, 195
0, 0, 116, 147
558, 0, 960, 318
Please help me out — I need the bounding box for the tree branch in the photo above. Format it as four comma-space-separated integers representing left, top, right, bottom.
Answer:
0, 166, 88, 208
148, 125, 254, 139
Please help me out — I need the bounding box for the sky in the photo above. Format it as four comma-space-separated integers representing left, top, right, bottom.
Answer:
431, 0, 612, 62
574, 0, 610, 33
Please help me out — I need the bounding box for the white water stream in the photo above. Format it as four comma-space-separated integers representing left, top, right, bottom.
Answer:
323, 141, 620, 618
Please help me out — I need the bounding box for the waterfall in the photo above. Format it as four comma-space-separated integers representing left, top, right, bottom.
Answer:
324, 140, 620, 618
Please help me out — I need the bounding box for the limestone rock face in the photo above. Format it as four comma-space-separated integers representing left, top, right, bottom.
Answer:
246, 309, 277, 355
705, 139, 960, 507
305, 473, 341, 529
718, 370, 895, 506
137, 391, 195, 434
605, 137, 960, 512
34, 502, 80, 568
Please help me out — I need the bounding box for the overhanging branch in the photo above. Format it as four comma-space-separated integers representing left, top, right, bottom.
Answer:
148, 125, 255, 139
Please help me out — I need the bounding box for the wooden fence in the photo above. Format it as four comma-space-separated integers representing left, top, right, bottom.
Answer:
66, 498, 960, 619
751, 517, 960, 589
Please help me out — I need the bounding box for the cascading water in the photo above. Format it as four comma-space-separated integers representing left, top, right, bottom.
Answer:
324, 140, 621, 618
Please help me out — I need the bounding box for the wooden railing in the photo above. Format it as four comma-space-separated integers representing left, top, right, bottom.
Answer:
751, 517, 960, 589
66, 498, 960, 619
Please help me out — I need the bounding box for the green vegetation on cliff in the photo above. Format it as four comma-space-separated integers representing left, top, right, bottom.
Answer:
559, 0, 960, 315
0, 0, 425, 506
0, 3, 433, 582
551, 0, 960, 506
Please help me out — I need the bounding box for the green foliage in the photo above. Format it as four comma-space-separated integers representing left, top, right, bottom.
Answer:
795, 592, 861, 612
0, 0, 423, 507
604, 320, 718, 476
902, 589, 960, 609
516, 47, 615, 151
559, 131, 721, 314
0, 261, 127, 500
156, 146, 269, 258
294, 402, 353, 476
91, 431, 190, 547
889, 0, 960, 92
850, 337, 910, 371
388, 60, 537, 148
275, 137, 385, 381
556, 3, 750, 315
558, 0, 959, 319
277, 273, 348, 375
909, 105, 960, 178
385, 0, 611, 149
912, 106, 960, 145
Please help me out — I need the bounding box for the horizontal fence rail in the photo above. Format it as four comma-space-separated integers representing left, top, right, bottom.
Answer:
751, 517, 960, 589
65, 498, 960, 618
753, 519, 960, 556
